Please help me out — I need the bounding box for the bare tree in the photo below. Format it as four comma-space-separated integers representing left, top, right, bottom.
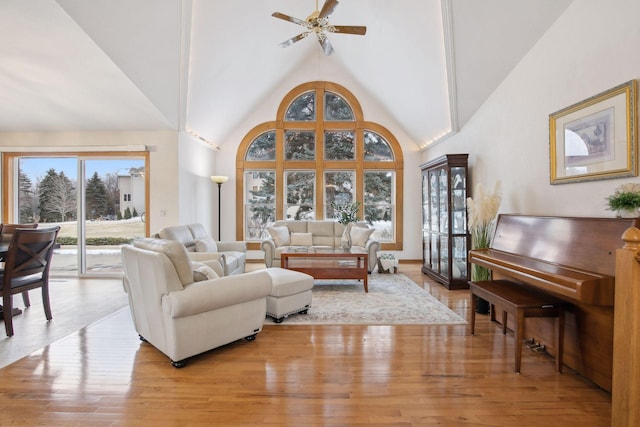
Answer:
104, 172, 120, 216
41, 171, 76, 222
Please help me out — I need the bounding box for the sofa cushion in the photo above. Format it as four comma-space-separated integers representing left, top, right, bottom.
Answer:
290, 232, 313, 246
351, 225, 375, 246
268, 225, 291, 247
195, 236, 218, 252
192, 261, 219, 282
283, 221, 309, 234
186, 223, 209, 240
351, 225, 375, 247
158, 226, 196, 252
265, 268, 314, 296
200, 259, 224, 277
222, 251, 246, 273
308, 221, 336, 246
133, 238, 194, 286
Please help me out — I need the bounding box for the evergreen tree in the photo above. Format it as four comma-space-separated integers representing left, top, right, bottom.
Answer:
324, 132, 354, 160
86, 172, 108, 220
38, 169, 58, 222
124, 207, 132, 219
286, 172, 315, 219
248, 172, 276, 237
284, 132, 315, 160
326, 172, 354, 216
364, 172, 392, 223
246, 132, 276, 160
18, 169, 36, 223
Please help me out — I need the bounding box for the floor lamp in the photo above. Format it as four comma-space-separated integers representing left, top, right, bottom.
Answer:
210, 176, 229, 240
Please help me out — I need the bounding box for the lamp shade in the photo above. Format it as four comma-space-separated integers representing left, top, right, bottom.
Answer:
210, 176, 229, 184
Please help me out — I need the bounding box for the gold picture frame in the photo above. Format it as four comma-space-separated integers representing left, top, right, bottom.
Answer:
549, 80, 637, 184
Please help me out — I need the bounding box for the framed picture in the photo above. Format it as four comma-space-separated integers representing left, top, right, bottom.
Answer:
549, 80, 637, 184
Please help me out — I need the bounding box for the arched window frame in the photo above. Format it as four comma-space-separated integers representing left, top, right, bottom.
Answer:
236, 81, 404, 250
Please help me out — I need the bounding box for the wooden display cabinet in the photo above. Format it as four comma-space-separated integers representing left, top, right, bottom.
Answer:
420, 154, 470, 289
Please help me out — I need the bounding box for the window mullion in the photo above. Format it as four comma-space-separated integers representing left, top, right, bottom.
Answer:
316, 88, 325, 218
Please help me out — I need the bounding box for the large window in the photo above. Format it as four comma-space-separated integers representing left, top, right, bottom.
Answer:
236, 81, 404, 250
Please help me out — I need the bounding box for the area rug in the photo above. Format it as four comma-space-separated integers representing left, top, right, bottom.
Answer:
264, 273, 467, 325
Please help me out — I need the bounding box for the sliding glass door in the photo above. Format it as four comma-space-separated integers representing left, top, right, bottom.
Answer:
6, 153, 148, 277
81, 158, 146, 274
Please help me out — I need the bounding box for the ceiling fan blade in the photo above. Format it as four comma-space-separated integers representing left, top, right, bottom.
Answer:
272, 12, 307, 26
318, 35, 335, 56
332, 25, 367, 35
279, 32, 309, 48
318, 0, 339, 19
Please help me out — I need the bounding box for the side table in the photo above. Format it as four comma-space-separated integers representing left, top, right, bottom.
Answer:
377, 253, 398, 274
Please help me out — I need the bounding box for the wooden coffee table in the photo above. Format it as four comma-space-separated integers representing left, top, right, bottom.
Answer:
281, 247, 369, 292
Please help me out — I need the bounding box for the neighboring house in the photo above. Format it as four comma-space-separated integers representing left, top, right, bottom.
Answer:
117, 169, 145, 219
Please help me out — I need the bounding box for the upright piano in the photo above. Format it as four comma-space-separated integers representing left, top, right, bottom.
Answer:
469, 214, 634, 391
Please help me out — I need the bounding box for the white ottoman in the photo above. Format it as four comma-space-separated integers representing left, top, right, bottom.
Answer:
265, 268, 314, 323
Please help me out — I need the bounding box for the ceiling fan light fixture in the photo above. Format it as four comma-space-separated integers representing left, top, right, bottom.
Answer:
272, 0, 366, 56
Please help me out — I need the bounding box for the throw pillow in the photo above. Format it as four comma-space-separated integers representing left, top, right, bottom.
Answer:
195, 236, 218, 252
350, 226, 375, 247
132, 238, 193, 287
267, 225, 291, 247
290, 232, 313, 246
192, 261, 219, 282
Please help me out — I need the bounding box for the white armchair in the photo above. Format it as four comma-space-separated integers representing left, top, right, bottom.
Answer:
121, 238, 272, 367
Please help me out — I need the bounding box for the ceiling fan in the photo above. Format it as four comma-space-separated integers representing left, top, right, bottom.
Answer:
272, 0, 367, 56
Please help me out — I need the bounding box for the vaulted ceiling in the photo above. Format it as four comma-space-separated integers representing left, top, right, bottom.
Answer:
0, 0, 572, 149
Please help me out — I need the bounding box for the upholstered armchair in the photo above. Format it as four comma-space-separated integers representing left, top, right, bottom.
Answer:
157, 223, 246, 276
121, 238, 272, 367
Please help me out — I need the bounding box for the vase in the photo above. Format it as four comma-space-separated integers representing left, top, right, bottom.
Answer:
617, 208, 639, 218
341, 223, 353, 251
471, 264, 491, 314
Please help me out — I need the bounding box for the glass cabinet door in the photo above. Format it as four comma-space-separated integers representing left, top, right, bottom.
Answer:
438, 169, 448, 233
430, 234, 439, 273
452, 235, 467, 279
429, 170, 438, 231
451, 166, 467, 234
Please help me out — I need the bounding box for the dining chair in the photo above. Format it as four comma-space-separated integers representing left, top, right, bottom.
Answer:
0, 223, 39, 307
0, 226, 60, 337
0, 223, 38, 244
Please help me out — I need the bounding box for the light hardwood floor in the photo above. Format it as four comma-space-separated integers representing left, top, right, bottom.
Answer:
0, 262, 611, 426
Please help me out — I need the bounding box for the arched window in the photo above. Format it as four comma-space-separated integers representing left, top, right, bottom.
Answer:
236, 81, 404, 250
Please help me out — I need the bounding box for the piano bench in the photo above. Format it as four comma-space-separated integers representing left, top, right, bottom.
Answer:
469, 279, 565, 374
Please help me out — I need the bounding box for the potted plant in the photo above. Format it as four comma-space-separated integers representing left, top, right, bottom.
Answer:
467, 181, 502, 314
331, 201, 361, 250
606, 183, 640, 218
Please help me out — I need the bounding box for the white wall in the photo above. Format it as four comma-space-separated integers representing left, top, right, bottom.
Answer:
425, 0, 640, 218
0, 130, 181, 232
216, 57, 424, 260
177, 132, 217, 236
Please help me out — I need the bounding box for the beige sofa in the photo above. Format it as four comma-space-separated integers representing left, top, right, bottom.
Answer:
261, 220, 380, 272
157, 223, 246, 276
122, 238, 272, 367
